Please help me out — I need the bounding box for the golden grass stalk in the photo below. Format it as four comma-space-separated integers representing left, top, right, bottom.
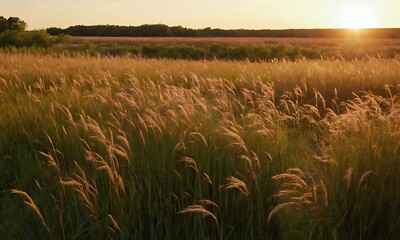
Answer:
107, 214, 121, 232
179, 156, 199, 173
357, 170, 378, 192
268, 202, 302, 222
178, 204, 217, 221
11, 189, 50, 232
222, 176, 249, 197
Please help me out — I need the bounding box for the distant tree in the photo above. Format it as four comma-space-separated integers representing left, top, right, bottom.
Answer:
46, 27, 64, 35
136, 24, 172, 37
7, 17, 27, 31
0, 16, 27, 33
170, 26, 187, 37
0, 16, 7, 33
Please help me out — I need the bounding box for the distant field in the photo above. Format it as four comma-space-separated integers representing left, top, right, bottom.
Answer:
53, 36, 400, 61
68, 36, 400, 47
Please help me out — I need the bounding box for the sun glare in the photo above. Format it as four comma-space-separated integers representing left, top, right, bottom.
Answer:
338, 5, 378, 29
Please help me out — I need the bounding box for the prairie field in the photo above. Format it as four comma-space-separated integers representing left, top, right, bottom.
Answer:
58, 36, 400, 61
69, 36, 400, 47
1, 52, 400, 239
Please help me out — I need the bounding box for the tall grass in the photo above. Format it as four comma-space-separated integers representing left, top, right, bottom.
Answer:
1, 52, 400, 239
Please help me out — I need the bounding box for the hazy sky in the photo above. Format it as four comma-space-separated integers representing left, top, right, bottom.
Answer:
1, 0, 399, 30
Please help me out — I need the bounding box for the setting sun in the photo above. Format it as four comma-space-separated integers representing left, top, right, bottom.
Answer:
338, 4, 378, 29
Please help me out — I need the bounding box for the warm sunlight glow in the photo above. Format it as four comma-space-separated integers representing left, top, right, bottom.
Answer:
338, 5, 378, 29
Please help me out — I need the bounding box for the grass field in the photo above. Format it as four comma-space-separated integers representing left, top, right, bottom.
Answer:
1, 52, 400, 239
52, 36, 400, 61
69, 36, 400, 47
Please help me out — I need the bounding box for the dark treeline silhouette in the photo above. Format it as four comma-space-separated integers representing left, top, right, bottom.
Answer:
47, 24, 400, 38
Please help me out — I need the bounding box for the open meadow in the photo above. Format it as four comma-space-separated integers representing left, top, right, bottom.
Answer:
68, 36, 400, 47
53, 36, 400, 61
1, 52, 400, 239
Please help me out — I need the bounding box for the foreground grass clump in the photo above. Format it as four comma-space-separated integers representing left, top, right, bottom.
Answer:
1, 52, 400, 239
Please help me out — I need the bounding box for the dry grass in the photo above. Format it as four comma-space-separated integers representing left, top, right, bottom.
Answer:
69, 36, 400, 48
1, 52, 400, 239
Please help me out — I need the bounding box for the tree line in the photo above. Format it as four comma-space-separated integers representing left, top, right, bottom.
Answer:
47, 24, 400, 38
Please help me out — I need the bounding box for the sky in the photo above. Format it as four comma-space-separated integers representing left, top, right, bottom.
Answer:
1, 0, 400, 30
